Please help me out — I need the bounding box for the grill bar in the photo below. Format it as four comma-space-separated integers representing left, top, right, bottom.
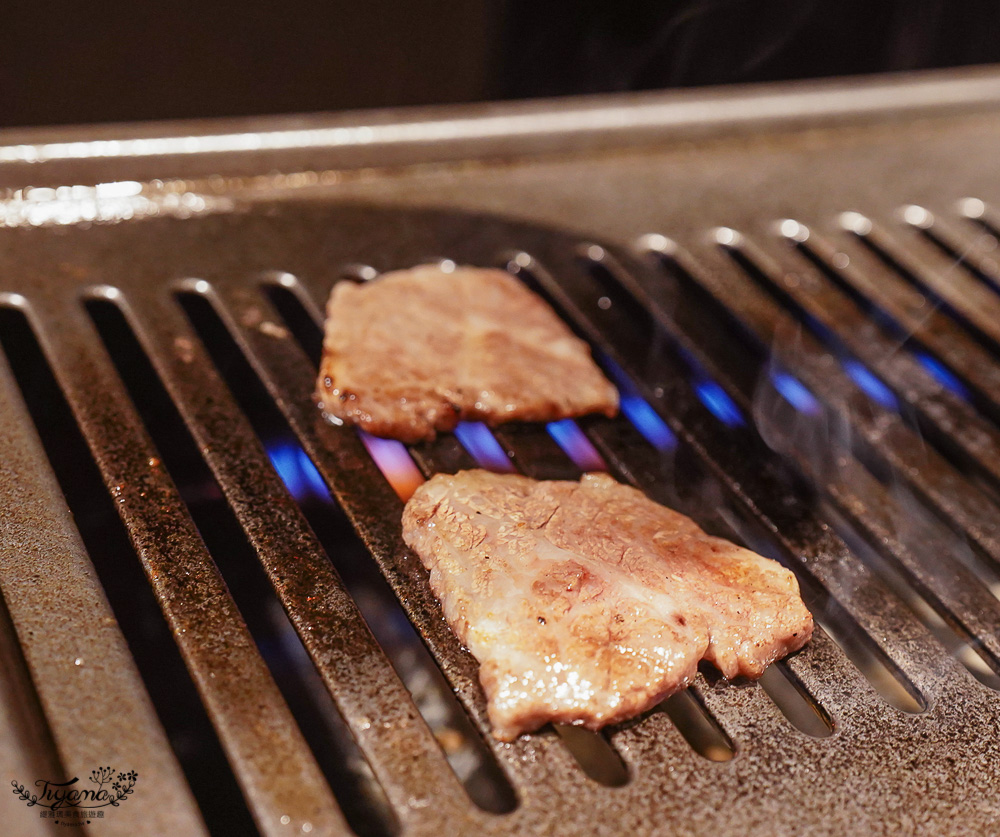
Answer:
18, 295, 349, 836
0, 321, 208, 837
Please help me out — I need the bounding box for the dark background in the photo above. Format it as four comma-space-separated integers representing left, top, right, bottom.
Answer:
4, 0, 1000, 129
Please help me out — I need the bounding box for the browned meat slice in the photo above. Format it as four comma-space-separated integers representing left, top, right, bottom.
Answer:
315, 265, 618, 442
402, 469, 813, 741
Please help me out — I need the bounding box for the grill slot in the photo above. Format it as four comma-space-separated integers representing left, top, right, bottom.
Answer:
0, 306, 257, 836
172, 288, 516, 814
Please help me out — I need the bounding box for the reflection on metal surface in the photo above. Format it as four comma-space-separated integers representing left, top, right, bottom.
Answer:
901, 204, 934, 229
0, 180, 228, 227
4, 67, 999, 166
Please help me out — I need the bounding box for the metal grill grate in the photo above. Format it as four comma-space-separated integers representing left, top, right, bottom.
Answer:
3, 68, 1000, 835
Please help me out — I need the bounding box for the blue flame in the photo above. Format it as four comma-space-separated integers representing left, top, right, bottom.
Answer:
596, 354, 677, 450
913, 351, 971, 400
546, 419, 607, 471
694, 379, 746, 427
266, 440, 330, 502
620, 395, 677, 451
770, 371, 822, 415
842, 359, 898, 410
454, 422, 515, 472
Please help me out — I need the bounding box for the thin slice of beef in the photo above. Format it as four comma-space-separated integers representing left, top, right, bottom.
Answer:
402, 469, 813, 741
316, 265, 618, 442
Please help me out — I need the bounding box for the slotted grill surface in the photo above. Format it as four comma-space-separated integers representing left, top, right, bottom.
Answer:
3, 68, 1000, 835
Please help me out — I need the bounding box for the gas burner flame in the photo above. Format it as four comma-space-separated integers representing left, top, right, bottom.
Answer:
266, 440, 330, 502
546, 419, 607, 472
454, 422, 515, 473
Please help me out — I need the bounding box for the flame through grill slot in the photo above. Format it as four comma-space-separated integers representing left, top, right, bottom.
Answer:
4, 73, 1000, 835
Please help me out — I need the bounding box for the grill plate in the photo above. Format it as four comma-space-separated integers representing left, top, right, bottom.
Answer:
3, 68, 1000, 836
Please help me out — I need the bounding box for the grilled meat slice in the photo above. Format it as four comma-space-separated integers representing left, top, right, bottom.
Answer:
402, 469, 813, 741
315, 265, 618, 442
